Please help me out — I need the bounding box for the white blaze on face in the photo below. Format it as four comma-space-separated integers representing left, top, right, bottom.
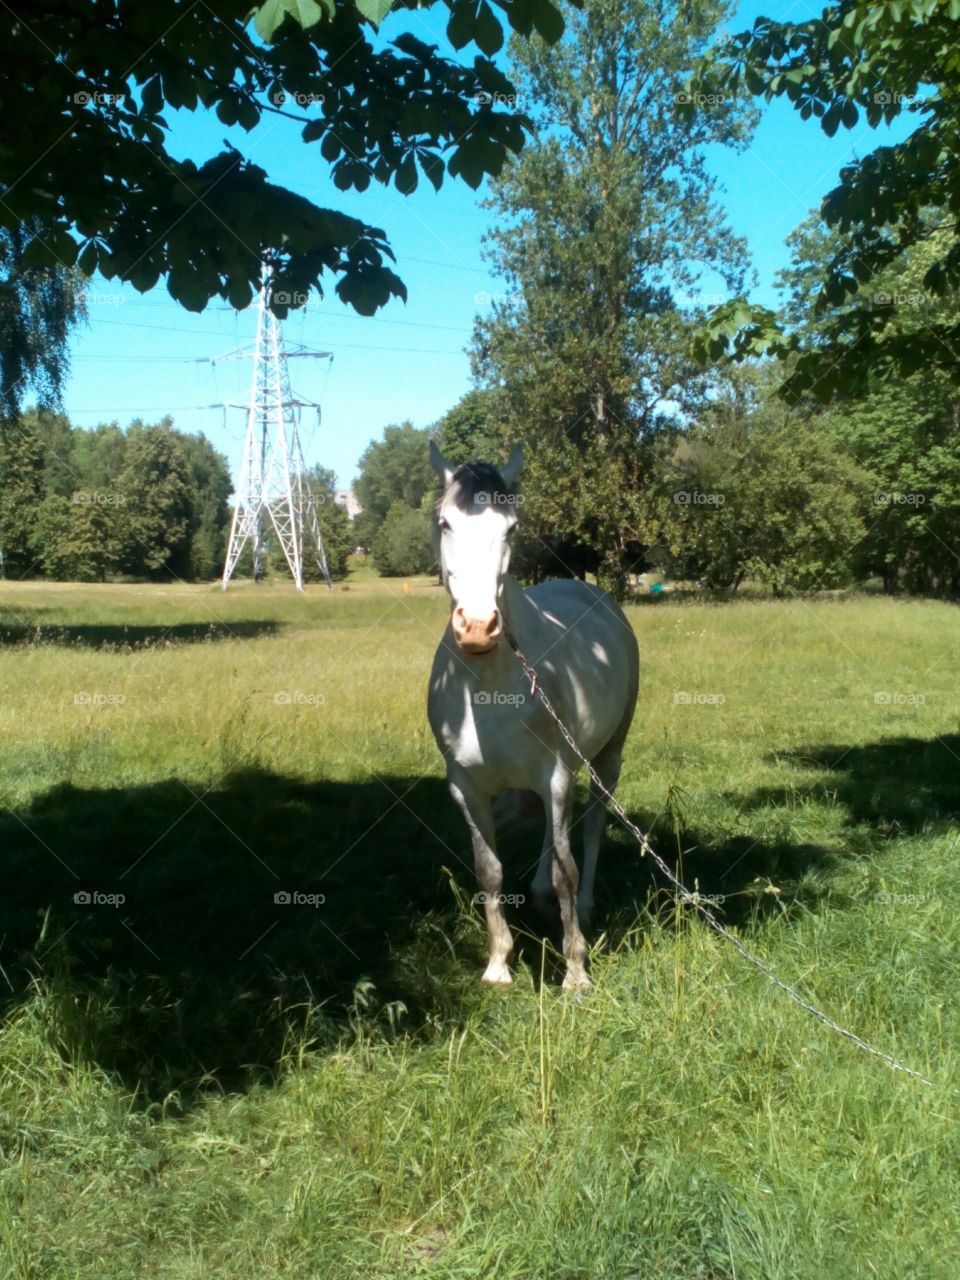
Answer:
430, 442, 524, 656
441, 501, 516, 637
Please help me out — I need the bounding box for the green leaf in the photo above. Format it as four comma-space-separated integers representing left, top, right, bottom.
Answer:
353, 0, 396, 24
529, 0, 564, 44
77, 240, 100, 277
236, 96, 260, 131
23, 227, 78, 269
420, 152, 444, 191
447, 1, 475, 51
125, 260, 161, 293
474, 2, 504, 56
216, 95, 239, 126
336, 265, 406, 314
226, 274, 254, 310
252, 0, 328, 42
394, 153, 418, 194
822, 100, 842, 136
320, 132, 341, 162
141, 75, 163, 115
167, 267, 210, 312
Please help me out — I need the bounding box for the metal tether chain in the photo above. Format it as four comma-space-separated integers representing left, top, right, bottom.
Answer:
504, 630, 934, 1088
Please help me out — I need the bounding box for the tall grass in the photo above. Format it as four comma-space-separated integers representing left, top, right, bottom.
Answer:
1, 579, 958, 1278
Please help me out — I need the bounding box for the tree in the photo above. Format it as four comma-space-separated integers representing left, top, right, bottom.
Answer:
692, 0, 960, 400
432, 388, 505, 463
472, 0, 756, 591
353, 422, 435, 549
0, 222, 86, 420
826, 383, 960, 594
68, 423, 129, 498
777, 210, 960, 593
0, 0, 566, 324
0, 416, 45, 578
177, 431, 234, 580
372, 499, 435, 576
31, 493, 119, 581
655, 364, 869, 592
116, 421, 194, 578
306, 464, 354, 581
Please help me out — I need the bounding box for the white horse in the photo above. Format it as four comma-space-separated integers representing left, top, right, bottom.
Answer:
427, 443, 640, 989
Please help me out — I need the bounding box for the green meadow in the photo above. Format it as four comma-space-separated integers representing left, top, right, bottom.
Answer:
1, 576, 958, 1279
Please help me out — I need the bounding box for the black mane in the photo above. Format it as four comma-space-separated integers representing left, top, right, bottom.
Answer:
442, 460, 515, 512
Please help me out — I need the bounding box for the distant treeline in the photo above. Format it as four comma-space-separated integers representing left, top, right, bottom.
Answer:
0, 411, 353, 583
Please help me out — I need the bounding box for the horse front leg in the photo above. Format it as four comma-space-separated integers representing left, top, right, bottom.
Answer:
448, 772, 513, 984
546, 764, 590, 990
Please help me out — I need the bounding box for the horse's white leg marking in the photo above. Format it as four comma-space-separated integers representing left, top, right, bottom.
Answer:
579, 741, 624, 928
546, 764, 590, 989
448, 773, 513, 983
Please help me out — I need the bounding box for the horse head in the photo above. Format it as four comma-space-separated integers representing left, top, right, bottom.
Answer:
430, 441, 523, 657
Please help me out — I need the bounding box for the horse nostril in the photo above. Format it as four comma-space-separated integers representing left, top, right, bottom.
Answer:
486, 612, 501, 637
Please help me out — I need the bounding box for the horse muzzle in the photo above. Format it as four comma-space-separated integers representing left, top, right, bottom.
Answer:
452, 605, 502, 656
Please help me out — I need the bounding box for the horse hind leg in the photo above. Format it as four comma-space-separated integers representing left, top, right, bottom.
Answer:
546, 764, 590, 989
529, 818, 555, 913
579, 710, 633, 927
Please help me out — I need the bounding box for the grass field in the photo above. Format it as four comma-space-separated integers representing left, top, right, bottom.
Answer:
1, 574, 958, 1279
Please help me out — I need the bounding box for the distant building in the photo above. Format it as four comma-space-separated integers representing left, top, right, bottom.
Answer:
333, 489, 362, 520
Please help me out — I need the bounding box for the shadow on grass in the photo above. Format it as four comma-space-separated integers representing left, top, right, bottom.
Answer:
748, 734, 960, 835
0, 763, 846, 1108
1, 769, 472, 1104
0, 619, 283, 649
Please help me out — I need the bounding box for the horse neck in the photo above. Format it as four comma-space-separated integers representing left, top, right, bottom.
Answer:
500, 573, 538, 643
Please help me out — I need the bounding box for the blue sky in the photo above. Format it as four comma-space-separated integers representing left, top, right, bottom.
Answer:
62, 0, 911, 488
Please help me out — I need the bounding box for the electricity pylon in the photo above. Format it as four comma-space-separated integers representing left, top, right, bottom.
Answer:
221, 268, 333, 591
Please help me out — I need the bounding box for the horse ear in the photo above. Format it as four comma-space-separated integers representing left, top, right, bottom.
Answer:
429, 439, 454, 487
501, 444, 523, 487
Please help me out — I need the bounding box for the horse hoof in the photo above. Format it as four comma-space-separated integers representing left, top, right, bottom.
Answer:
561, 968, 591, 991
482, 962, 512, 985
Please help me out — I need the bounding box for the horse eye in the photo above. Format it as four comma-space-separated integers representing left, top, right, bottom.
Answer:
438, 517, 450, 532
506, 522, 518, 538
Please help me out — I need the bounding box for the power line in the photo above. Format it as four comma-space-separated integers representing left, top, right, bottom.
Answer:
215, 304, 471, 333
77, 317, 466, 355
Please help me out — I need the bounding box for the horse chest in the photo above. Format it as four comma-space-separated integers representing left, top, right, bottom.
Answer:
429, 660, 557, 787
